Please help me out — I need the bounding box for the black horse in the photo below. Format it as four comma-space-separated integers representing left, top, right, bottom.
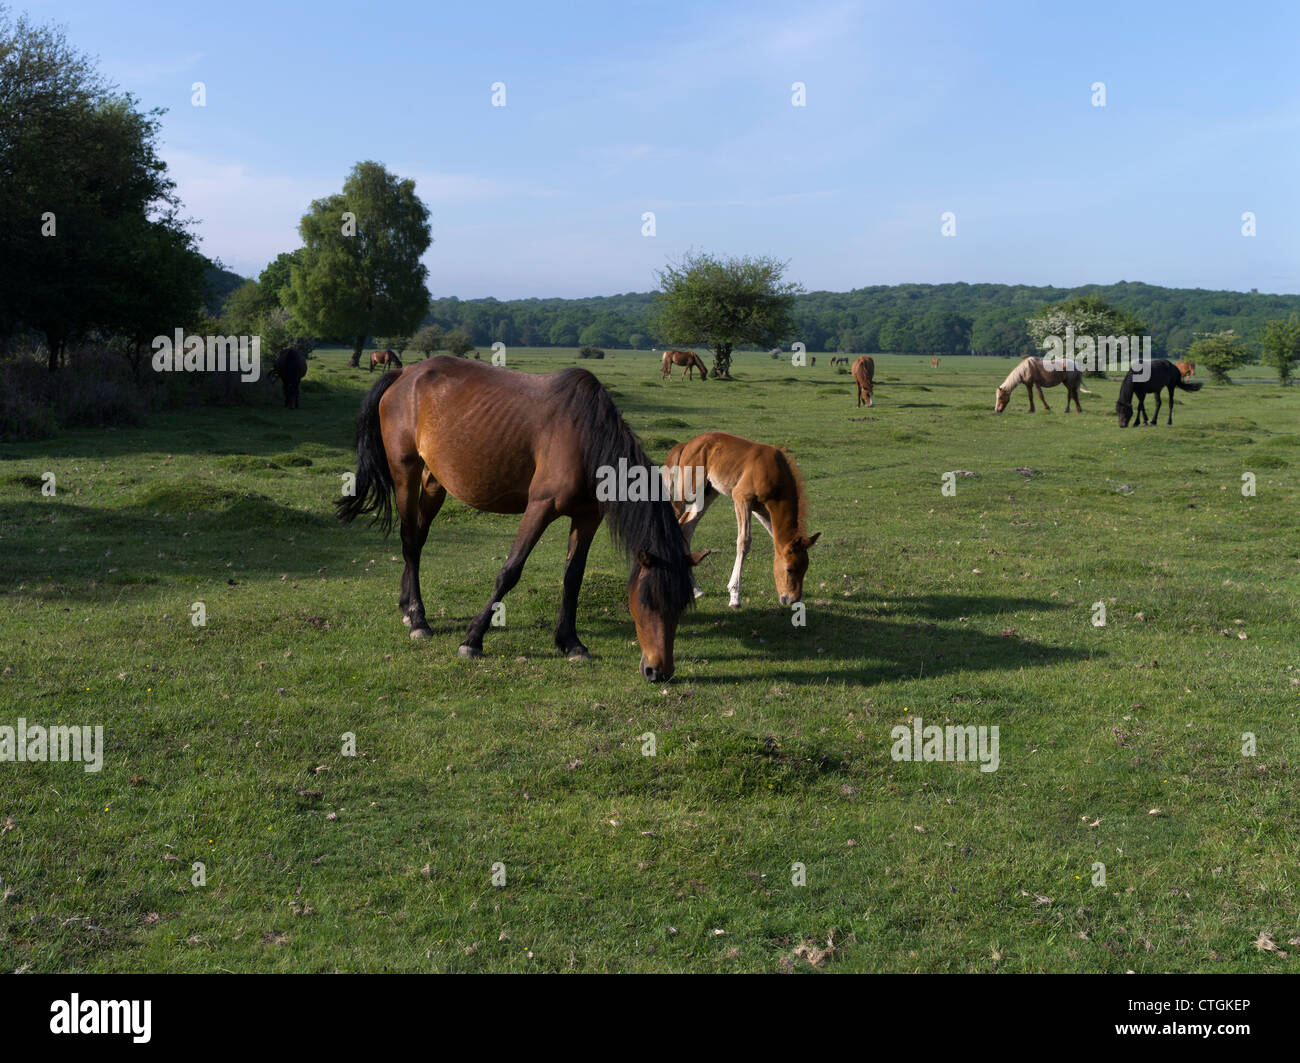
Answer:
1116, 358, 1202, 427
270, 347, 307, 408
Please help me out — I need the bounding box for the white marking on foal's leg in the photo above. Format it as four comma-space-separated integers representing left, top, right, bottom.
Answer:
728, 498, 752, 609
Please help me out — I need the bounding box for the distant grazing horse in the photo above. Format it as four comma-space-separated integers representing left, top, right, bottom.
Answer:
270, 347, 307, 408
931, 357, 941, 369
851, 355, 875, 407
830, 356, 851, 367
661, 349, 708, 381
370, 349, 402, 372
810, 356, 816, 367
337, 356, 704, 681
994, 356, 1090, 413
1175, 360, 1196, 380
1116, 359, 1203, 427
663, 431, 819, 609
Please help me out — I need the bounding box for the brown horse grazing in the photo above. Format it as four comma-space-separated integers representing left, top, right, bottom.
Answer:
337, 356, 704, 682
270, 347, 307, 408
660, 349, 708, 381
994, 356, 1090, 413
662, 431, 819, 609
851, 355, 875, 407
931, 357, 941, 369
1175, 360, 1196, 380
370, 349, 402, 372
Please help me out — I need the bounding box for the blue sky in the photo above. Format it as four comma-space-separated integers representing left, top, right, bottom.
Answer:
24, 0, 1300, 297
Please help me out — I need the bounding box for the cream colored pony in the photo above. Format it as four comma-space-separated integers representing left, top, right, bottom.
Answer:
994, 357, 1090, 413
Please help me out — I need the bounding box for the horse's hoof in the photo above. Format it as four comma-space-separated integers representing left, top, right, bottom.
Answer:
457, 644, 482, 658
566, 646, 591, 662
409, 626, 431, 640
728, 600, 741, 610
692, 587, 705, 600
401, 615, 412, 627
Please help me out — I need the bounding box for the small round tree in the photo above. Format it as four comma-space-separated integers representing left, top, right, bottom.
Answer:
653, 252, 802, 380
444, 329, 473, 357
1187, 330, 1254, 383
1258, 314, 1300, 386
409, 323, 444, 359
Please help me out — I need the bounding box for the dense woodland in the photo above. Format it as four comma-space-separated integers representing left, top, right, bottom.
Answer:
414, 281, 1300, 359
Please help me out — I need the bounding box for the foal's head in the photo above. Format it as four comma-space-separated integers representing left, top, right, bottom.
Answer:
628, 549, 708, 682
774, 532, 821, 606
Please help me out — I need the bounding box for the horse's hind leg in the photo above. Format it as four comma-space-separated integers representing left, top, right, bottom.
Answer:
397, 468, 446, 638
554, 512, 601, 660
460, 500, 556, 657
1037, 384, 1051, 411
1167, 384, 1175, 425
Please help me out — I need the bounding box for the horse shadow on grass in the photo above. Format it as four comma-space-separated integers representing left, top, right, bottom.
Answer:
675, 594, 1087, 685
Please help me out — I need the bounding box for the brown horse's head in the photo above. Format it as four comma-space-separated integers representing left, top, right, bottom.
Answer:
774, 532, 820, 606
628, 549, 708, 682
697, 360, 708, 381
994, 386, 1011, 413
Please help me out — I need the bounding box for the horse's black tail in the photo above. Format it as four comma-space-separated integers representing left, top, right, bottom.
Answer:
1176, 377, 1203, 392
336, 371, 402, 534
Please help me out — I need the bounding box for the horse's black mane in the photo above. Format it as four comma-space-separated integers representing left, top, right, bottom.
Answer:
552, 368, 694, 618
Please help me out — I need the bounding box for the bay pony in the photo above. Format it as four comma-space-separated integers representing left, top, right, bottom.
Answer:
337, 357, 703, 682
661, 349, 708, 381
851, 355, 874, 407
662, 431, 819, 609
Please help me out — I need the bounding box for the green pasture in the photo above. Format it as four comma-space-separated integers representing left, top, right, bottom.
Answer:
0, 347, 1296, 972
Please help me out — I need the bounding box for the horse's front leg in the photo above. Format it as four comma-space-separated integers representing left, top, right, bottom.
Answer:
1166, 384, 1175, 425
727, 497, 753, 609
676, 485, 717, 600
553, 513, 601, 660
460, 500, 555, 657
1150, 390, 1162, 426
1037, 384, 1051, 411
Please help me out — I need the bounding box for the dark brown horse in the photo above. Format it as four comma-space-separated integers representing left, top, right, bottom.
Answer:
270, 347, 307, 408
370, 349, 402, 372
660, 349, 708, 381
337, 356, 703, 681
1116, 359, 1203, 427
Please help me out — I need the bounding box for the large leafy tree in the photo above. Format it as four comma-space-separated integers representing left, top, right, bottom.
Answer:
282, 161, 432, 366
0, 7, 202, 369
653, 252, 802, 379
1257, 313, 1300, 385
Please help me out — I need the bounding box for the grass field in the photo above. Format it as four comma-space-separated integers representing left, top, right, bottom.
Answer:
1, 347, 1297, 973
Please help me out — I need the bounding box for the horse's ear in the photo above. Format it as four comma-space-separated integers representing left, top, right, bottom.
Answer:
803, 532, 821, 549
689, 549, 712, 567
637, 550, 657, 569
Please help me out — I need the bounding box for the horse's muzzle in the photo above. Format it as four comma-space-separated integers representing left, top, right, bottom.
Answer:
641, 657, 672, 683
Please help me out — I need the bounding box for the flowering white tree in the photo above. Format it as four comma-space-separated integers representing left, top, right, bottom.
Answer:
1027, 296, 1149, 376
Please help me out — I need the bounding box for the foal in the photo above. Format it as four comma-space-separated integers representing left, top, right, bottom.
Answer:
662, 431, 819, 609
